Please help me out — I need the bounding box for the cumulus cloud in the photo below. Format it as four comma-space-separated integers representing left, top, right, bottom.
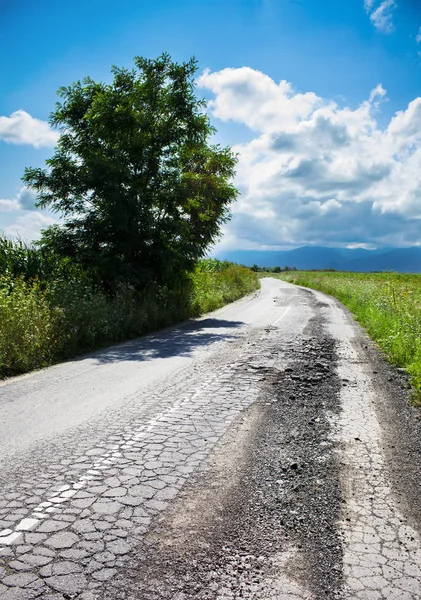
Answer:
199, 67, 421, 249
0, 198, 20, 212
4, 212, 59, 242
0, 110, 59, 148
198, 67, 320, 133
17, 187, 38, 210
0, 187, 38, 213
416, 27, 421, 43
364, 0, 397, 33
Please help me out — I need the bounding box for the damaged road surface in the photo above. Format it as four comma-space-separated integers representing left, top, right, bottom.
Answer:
1, 279, 421, 599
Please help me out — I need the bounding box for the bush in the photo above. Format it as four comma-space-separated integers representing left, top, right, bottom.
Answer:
0, 276, 55, 375
0, 262, 259, 378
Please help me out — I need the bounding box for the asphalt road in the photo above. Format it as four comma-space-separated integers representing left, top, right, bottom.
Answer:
1, 278, 421, 599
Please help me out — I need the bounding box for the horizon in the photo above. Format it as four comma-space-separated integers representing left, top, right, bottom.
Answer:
214, 243, 421, 252
213, 245, 421, 272
1, 0, 421, 250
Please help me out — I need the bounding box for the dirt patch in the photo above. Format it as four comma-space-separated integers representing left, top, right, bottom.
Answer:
108, 314, 344, 599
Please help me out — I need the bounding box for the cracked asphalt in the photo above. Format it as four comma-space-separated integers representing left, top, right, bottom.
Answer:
1, 278, 421, 599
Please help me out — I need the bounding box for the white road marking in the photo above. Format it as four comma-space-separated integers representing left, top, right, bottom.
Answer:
0, 531, 22, 545
0, 401, 195, 545
271, 305, 291, 326
15, 518, 39, 531
0, 281, 293, 550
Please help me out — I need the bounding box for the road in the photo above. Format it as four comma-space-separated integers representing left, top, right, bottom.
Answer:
1, 278, 421, 599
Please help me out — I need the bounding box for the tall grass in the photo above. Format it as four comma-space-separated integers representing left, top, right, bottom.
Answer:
191, 259, 259, 313
0, 236, 45, 281
0, 277, 55, 375
272, 271, 421, 402
0, 252, 259, 378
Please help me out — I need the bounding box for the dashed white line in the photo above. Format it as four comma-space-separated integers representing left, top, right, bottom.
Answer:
0, 395, 205, 545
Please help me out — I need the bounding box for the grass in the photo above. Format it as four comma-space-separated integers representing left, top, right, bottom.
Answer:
267, 271, 421, 404
0, 259, 259, 379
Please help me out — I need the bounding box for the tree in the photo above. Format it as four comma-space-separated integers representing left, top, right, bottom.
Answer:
23, 54, 238, 292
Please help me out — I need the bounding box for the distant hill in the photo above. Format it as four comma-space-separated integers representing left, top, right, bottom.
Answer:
213, 246, 421, 273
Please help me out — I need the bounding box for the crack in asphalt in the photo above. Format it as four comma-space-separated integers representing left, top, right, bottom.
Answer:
0, 327, 281, 599
1, 280, 421, 599
103, 317, 343, 600
329, 308, 421, 599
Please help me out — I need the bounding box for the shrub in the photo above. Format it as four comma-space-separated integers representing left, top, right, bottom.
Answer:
0, 262, 259, 378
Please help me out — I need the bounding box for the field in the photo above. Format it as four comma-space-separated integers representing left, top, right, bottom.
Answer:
270, 271, 421, 403
0, 253, 259, 379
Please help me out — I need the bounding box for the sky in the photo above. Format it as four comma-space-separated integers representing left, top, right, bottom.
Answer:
1, 0, 421, 250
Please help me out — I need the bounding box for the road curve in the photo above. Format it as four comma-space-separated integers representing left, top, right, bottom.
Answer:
1, 278, 421, 599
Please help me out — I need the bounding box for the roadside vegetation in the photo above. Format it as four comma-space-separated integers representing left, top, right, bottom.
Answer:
0, 240, 258, 378
251, 265, 298, 273
1, 54, 260, 378
270, 271, 421, 403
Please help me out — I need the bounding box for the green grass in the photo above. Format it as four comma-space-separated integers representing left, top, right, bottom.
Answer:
0, 260, 259, 379
191, 260, 259, 314
267, 271, 421, 403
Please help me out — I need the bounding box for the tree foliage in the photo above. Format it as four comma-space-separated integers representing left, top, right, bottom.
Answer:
24, 54, 238, 292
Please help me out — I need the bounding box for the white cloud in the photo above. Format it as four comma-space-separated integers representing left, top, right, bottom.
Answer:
16, 187, 38, 211
364, 0, 397, 33
0, 198, 20, 212
416, 26, 421, 43
0, 110, 59, 148
199, 67, 421, 249
197, 67, 320, 133
369, 84, 387, 105
4, 212, 59, 242
1, 186, 59, 241
0, 187, 57, 241
0, 187, 38, 213
364, 0, 376, 10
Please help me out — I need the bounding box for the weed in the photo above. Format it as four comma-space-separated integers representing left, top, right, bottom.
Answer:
0, 260, 259, 378
269, 271, 421, 405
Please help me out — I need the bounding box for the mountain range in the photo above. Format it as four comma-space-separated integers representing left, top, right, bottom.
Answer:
214, 246, 421, 273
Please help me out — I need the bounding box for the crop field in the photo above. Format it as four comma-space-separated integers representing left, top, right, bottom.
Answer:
270, 271, 421, 403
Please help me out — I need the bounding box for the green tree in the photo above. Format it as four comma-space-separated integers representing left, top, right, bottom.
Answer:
23, 54, 238, 293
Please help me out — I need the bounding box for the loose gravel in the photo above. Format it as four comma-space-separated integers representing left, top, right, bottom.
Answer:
102, 313, 344, 600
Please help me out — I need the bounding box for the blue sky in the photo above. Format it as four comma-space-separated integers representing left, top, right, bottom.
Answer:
1, 0, 421, 248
